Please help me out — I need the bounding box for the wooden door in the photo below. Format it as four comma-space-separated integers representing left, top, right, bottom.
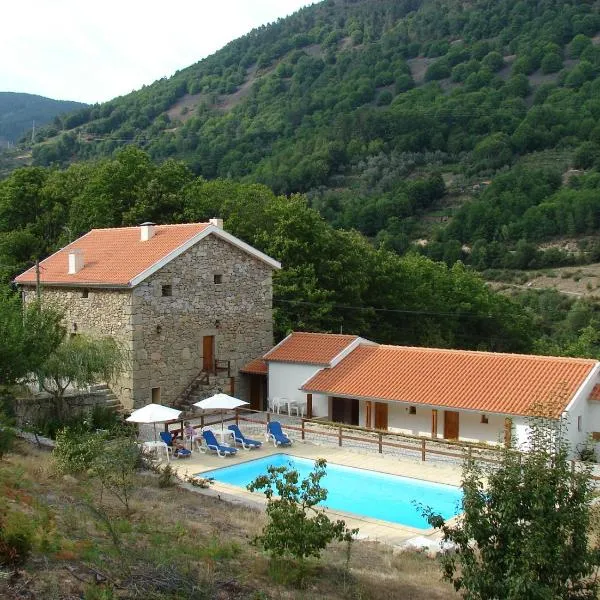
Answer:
249, 375, 265, 411
202, 335, 214, 372
374, 402, 388, 430
331, 397, 359, 425
444, 410, 459, 440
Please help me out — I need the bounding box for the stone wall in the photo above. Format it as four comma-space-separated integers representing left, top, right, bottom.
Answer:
11, 390, 115, 429
22, 287, 135, 409
130, 234, 274, 407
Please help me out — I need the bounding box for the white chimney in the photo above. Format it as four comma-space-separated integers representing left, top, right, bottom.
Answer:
68, 249, 84, 274
140, 222, 156, 241
209, 218, 223, 229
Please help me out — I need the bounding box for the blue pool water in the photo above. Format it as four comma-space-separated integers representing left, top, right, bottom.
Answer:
199, 454, 462, 528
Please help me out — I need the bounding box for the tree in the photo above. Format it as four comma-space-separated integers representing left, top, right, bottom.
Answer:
37, 334, 126, 419
92, 436, 140, 514
248, 459, 356, 563
0, 293, 64, 387
423, 417, 600, 599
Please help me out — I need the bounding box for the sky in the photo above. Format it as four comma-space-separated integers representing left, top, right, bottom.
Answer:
2, 0, 313, 104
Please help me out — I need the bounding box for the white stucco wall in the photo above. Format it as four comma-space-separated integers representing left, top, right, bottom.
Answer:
370, 401, 504, 444
564, 367, 600, 458
459, 412, 505, 444
267, 362, 323, 414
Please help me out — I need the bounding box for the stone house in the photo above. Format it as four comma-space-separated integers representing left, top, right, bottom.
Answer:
15, 221, 281, 410
245, 331, 600, 456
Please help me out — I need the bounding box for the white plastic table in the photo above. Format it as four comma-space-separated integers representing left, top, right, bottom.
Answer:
142, 440, 170, 462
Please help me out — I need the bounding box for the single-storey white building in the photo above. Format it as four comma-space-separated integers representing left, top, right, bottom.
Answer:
242, 331, 600, 454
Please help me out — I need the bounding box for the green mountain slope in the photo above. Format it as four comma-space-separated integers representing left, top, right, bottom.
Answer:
25, 0, 600, 271
0, 92, 86, 144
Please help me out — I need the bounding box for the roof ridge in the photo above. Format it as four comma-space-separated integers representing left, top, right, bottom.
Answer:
373, 344, 598, 364
89, 222, 208, 232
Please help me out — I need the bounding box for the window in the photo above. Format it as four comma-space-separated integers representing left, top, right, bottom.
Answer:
408, 406, 416, 415
152, 387, 161, 403
214, 274, 223, 284
161, 284, 172, 297
81, 288, 89, 298
481, 414, 489, 424
578, 415, 582, 432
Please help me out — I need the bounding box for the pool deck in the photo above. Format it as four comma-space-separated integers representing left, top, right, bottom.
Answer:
164, 438, 463, 547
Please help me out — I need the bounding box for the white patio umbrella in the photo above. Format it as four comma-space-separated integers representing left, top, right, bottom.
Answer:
126, 403, 182, 441
193, 393, 249, 432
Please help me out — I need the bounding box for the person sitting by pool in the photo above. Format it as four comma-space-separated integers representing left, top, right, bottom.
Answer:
184, 421, 201, 450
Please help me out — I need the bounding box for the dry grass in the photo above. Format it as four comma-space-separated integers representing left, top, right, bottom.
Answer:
0, 442, 456, 599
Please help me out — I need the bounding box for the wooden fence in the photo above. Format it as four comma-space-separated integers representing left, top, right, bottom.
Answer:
167, 409, 600, 478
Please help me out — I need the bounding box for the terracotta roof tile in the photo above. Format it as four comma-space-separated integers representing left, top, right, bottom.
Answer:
15, 223, 212, 287
302, 345, 598, 418
590, 384, 600, 401
240, 358, 268, 375
264, 332, 359, 365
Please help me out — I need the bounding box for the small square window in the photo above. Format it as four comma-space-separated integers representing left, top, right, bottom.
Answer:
214, 274, 223, 284
481, 414, 489, 424
408, 406, 416, 415
161, 285, 172, 297
81, 288, 89, 298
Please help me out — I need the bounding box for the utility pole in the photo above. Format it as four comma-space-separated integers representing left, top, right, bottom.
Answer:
35, 259, 41, 305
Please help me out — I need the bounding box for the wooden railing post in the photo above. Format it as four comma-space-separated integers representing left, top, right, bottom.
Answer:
200, 414, 204, 429
266, 412, 271, 423
421, 438, 426, 461
338, 425, 342, 447
301, 419, 305, 440
230, 376, 235, 397
306, 393, 312, 419
235, 409, 239, 425
378, 432, 383, 453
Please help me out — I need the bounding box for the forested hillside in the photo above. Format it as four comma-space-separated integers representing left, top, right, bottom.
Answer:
27, 0, 600, 268
2, 147, 599, 358
4, 0, 600, 358
0, 92, 86, 144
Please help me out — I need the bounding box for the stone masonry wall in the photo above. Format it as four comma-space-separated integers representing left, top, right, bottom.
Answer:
130, 235, 274, 408
22, 287, 134, 409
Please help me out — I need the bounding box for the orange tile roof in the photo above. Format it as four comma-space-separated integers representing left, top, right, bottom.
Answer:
15, 223, 211, 287
302, 345, 598, 418
240, 358, 268, 375
264, 332, 359, 365
590, 384, 600, 401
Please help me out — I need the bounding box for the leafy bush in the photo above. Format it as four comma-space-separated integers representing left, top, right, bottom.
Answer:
248, 459, 357, 563
0, 411, 16, 460
91, 438, 140, 514
53, 427, 107, 474
0, 510, 34, 569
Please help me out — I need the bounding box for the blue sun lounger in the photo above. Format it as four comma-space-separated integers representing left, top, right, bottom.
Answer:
227, 424, 262, 449
202, 429, 238, 458
266, 421, 292, 447
159, 431, 192, 458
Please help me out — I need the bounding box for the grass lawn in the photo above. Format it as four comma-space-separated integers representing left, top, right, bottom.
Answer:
0, 442, 456, 599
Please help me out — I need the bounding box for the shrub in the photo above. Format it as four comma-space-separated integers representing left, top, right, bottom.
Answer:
0, 511, 34, 569
0, 411, 16, 460
53, 427, 107, 474
248, 458, 357, 564
91, 437, 140, 514
158, 463, 176, 488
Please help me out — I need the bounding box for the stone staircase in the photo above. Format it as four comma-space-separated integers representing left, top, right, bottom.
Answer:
174, 371, 234, 413
88, 383, 126, 416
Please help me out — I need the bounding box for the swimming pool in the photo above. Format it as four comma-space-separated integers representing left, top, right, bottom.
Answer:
199, 454, 462, 528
